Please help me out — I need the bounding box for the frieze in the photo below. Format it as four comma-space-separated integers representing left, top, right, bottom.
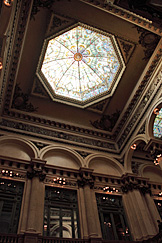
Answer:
1, 0, 162, 155
115, 52, 162, 140
0, 0, 22, 106
80, 0, 162, 36
117, 69, 162, 149
0, 119, 116, 152
1, 0, 31, 112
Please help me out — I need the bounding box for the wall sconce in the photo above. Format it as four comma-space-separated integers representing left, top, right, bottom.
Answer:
153, 108, 159, 115
1, 169, 19, 177
131, 143, 136, 150
53, 177, 66, 185
103, 186, 119, 193
4, 0, 13, 7
154, 153, 162, 165
0, 61, 3, 70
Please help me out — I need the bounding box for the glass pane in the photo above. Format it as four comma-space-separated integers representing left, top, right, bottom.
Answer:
41, 24, 120, 102
62, 209, 72, 238
113, 213, 125, 240
103, 213, 115, 240
153, 108, 162, 138
49, 208, 60, 237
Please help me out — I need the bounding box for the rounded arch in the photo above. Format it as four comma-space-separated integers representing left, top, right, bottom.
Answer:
124, 135, 148, 173
85, 153, 124, 176
0, 135, 39, 161
146, 98, 162, 140
141, 164, 162, 183
40, 145, 84, 169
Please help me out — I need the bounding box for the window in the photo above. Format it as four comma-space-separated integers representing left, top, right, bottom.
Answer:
44, 187, 80, 238
96, 193, 131, 241
153, 108, 162, 138
0, 179, 24, 234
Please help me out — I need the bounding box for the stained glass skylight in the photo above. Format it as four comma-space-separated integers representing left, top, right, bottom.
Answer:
37, 23, 125, 108
153, 108, 162, 138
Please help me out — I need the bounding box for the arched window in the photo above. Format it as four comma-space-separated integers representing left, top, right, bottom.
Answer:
153, 108, 162, 138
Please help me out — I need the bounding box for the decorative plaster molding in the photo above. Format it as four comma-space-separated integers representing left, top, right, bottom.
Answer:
0, 119, 116, 152
80, 0, 162, 36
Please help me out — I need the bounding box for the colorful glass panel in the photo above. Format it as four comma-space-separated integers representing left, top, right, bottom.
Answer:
41, 25, 120, 102
153, 108, 162, 138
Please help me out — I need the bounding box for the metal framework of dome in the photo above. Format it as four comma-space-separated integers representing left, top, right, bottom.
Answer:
37, 23, 125, 108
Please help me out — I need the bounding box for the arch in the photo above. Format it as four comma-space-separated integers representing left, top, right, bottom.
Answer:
124, 135, 148, 173
86, 154, 124, 176
40, 145, 84, 169
0, 135, 39, 161
146, 98, 162, 140
141, 164, 162, 183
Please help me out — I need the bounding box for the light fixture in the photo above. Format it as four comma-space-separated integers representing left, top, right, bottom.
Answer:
154, 108, 159, 115
154, 153, 162, 165
1, 169, 19, 177
103, 186, 119, 193
53, 177, 66, 185
131, 143, 136, 150
4, 0, 13, 7
0, 61, 2, 70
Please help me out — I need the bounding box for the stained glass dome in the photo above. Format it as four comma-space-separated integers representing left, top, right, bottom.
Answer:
37, 23, 125, 108
153, 108, 162, 138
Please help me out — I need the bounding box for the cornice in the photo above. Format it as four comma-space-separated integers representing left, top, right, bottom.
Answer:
79, 0, 162, 36
0, 0, 162, 155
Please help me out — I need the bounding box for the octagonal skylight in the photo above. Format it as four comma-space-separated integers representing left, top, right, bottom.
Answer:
37, 23, 125, 108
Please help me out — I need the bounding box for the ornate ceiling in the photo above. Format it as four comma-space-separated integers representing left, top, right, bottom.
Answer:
0, 0, 162, 157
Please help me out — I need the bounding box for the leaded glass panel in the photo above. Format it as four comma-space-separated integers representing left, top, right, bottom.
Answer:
153, 108, 162, 138
38, 23, 125, 107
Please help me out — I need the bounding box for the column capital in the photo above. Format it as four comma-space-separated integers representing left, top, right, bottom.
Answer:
77, 177, 94, 189
27, 169, 46, 182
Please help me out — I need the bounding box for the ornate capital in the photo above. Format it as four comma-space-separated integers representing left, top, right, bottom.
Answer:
27, 169, 46, 182
77, 177, 94, 189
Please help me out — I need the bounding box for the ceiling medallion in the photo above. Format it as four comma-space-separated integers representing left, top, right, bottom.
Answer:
37, 23, 125, 108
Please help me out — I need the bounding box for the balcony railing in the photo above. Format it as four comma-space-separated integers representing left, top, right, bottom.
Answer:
1, 233, 162, 243
0, 233, 19, 243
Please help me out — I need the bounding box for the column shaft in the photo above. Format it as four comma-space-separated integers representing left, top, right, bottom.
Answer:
83, 184, 98, 237
26, 176, 45, 234
145, 193, 161, 232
